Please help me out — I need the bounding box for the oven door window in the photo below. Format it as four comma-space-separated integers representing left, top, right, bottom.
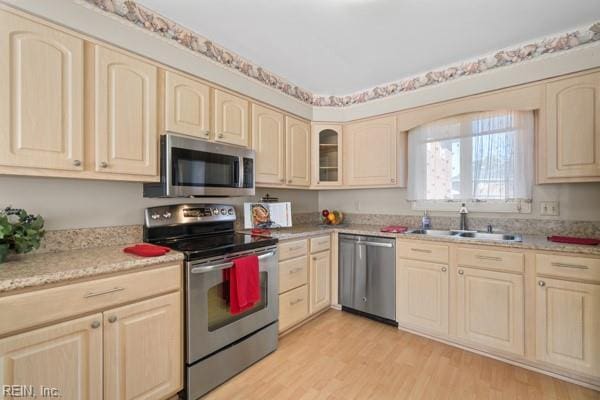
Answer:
171, 147, 240, 187
207, 271, 268, 332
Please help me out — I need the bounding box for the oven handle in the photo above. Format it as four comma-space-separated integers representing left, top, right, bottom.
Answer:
190, 251, 275, 274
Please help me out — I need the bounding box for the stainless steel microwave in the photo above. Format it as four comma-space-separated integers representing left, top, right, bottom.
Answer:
143, 133, 255, 197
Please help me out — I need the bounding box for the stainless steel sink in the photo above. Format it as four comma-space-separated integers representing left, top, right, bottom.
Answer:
457, 232, 522, 242
408, 229, 522, 242
408, 229, 459, 236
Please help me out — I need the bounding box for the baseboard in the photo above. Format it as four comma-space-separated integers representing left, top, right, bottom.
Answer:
396, 324, 600, 392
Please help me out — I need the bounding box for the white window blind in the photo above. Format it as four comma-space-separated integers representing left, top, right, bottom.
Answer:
407, 110, 534, 202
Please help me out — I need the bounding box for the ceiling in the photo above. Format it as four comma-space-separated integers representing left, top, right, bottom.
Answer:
136, 0, 600, 96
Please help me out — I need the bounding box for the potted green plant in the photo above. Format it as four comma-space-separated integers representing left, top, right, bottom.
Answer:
0, 207, 45, 263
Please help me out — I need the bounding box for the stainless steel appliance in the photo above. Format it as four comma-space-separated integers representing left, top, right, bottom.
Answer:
144, 204, 278, 399
339, 234, 396, 324
144, 133, 255, 198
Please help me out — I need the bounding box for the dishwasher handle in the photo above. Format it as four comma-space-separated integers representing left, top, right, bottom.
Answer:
340, 238, 394, 248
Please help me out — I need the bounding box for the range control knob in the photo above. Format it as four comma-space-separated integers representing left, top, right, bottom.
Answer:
212, 208, 219, 215
227, 209, 234, 215
220, 208, 226, 215
151, 213, 160, 220
163, 212, 172, 219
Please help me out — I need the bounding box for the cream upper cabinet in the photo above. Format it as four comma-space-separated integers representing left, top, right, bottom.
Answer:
397, 259, 448, 335
454, 267, 524, 356
0, 11, 84, 171
309, 250, 331, 314
91, 45, 158, 178
312, 124, 343, 187
0, 313, 103, 400
285, 116, 311, 187
104, 292, 181, 400
542, 71, 600, 182
535, 277, 600, 377
343, 115, 397, 186
163, 70, 210, 139
252, 104, 285, 185
213, 89, 249, 147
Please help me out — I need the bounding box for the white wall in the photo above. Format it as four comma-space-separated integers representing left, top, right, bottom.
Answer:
318, 184, 600, 221
0, 176, 318, 230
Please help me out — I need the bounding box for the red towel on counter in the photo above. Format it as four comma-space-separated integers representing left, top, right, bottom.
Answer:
547, 236, 600, 246
227, 255, 260, 315
381, 225, 408, 233
123, 244, 171, 257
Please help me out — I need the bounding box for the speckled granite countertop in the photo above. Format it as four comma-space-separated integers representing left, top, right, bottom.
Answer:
247, 224, 600, 256
0, 244, 184, 294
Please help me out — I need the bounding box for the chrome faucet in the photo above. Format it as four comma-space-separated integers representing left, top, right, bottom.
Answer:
459, 203, 468, 230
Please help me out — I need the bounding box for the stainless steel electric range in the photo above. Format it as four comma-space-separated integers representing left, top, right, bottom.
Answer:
144, 204, 279, 399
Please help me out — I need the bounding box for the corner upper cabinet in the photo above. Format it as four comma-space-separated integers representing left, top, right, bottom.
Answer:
162, 70, 210, 140
214, 89, 249, 147
312, 124, 342, 187
0, 11, 84, 171
285, 116, 311, 187
252, 104, 285, 185
343, 115, 398, 186
541, 71, 600, 182
90, 45, 158, 179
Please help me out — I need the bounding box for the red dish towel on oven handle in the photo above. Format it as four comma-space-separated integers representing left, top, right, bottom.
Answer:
228, 255, 260, 315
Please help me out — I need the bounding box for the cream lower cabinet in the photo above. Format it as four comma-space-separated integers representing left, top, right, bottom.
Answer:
397, 259, 448, 335
541, 71, 600, 182
252, 104, 285, 185
91, 45, 158, 178
0, 313, 103, 400
0, 10, 84, 171
309, 250, 331, 313
0, 264, 182, 400
104, 292, 181, 400
454, 267, 524, 356
343, 115, 398, 186
278, 235, 331, 332
162, 70, 210, 139
535, 277, 600, 377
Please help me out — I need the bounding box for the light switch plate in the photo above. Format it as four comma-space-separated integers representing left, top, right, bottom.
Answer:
540, 201, 559, 216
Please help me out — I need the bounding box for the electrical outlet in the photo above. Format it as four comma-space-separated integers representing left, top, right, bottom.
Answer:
540, 201, 559, 216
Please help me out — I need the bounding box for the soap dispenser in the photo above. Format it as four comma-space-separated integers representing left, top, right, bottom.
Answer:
422, 210, 431, 230
459, 203, 468, 231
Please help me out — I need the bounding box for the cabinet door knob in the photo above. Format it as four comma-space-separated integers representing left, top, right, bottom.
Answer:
441, 267, 447, 272
458, 269, 464, 275
108, 315, 118, 323
288, 179, 292, 183
90, 320, 101, 329
218, 133, 224, 139
280, 179, 285, 183
73, 159, 82, 167
538, 280, 546, 287
99, 161, 108, 169
391, 178, 395, 183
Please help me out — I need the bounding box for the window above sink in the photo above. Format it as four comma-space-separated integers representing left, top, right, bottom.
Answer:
407, 110, 534, 213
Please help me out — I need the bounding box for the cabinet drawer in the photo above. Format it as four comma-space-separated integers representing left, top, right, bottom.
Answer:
536, 254, 600, 282
397, 241, 448, 264
0, 264, 181, 337
279, 256, 308, 294
279, 285, 309, 332
457, 247, 524, 274
310, 235, 331, 254
279, 239, 308, 261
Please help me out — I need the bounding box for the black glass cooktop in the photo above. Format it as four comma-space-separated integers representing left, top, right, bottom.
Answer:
153, 232, 278, 260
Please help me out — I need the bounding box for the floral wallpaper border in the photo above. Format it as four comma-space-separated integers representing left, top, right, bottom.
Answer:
84, 0, 600, 107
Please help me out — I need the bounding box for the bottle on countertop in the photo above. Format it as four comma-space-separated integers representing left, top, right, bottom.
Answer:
422, 210, 431, 229
459, 203, 468, 230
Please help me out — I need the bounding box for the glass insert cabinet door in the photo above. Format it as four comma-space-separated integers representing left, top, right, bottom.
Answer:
312, 124, 343, 186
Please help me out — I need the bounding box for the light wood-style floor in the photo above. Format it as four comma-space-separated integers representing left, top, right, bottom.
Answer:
205, 310, 599, 400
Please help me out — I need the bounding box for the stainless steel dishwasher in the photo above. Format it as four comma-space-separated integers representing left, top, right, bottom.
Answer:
339, 234, 396, 324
